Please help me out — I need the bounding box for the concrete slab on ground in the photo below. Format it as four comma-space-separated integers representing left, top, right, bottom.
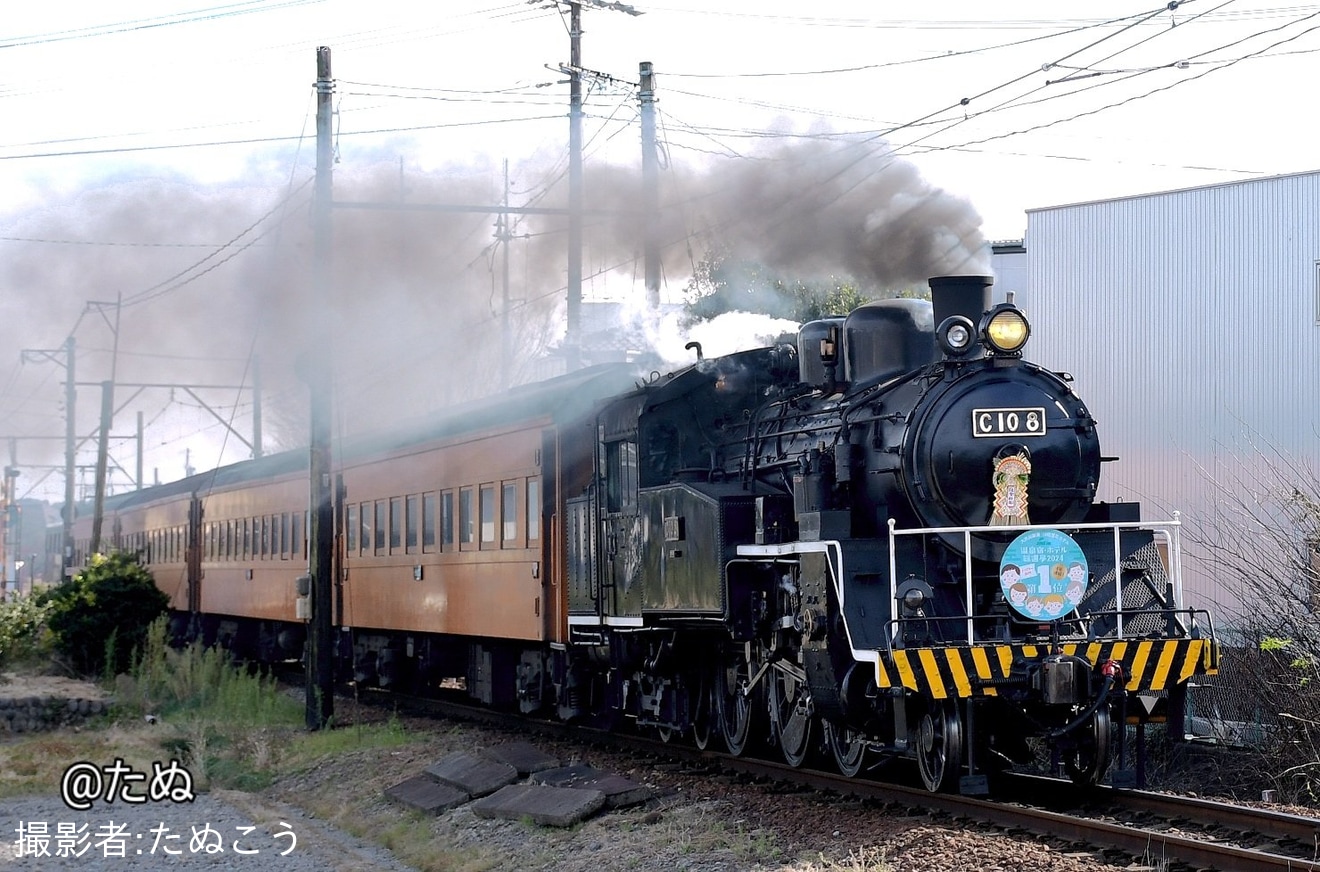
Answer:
383, 774, 469, 815
425, 751, 518, 797
530, 763, 652, 808
471, 783, 607, 827
480, 741, 561, 775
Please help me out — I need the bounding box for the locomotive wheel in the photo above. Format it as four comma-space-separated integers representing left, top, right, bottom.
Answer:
1064, 706, 1112, 786
915, 700, 963, 792
715, 653, 759, 756
767, 662, 814, 768
823, 720, 868, 778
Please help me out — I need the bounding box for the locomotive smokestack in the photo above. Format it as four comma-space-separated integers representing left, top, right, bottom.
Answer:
929, 275, 994, 327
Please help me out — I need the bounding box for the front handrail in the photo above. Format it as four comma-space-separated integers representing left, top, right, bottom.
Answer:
886, 512, 1186, 647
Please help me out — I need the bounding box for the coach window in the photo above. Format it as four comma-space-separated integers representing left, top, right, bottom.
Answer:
502, 481, 518, 546
605, 440, 638, 514
480, 484, 497, 546
291, 512, 302, 559
442, 490, 456, 550
459, 487, 474, 547
406, 494, 420, 553
346, 505, 358, 553
390, 496, 403, 552
278, 513, 288, 559
358, 503, 371, 555
374, 500, 388, 554
526, 477, 541, 542
422, 492, 437, 552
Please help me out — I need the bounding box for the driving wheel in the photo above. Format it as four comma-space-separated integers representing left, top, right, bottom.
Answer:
915, 699, 963, 792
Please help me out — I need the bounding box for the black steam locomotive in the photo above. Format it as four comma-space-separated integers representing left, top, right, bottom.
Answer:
561, 274, 1218, 792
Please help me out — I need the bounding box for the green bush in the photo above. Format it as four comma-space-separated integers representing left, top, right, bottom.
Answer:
39, 552, 169, 677
0, 593, 53, 670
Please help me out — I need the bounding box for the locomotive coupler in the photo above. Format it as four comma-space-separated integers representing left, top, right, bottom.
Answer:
1047, 659, 1122, 739
1038, 653, 1090, 706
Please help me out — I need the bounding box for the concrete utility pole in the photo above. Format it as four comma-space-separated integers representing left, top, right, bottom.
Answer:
89, 295, 121, 555
560, 0, 642, 369
498, 159, 513, 388
21, 340, 77, 577
307, 45, 336, 731
565, 1, 583, 370
639, 61, 660, 311
90, 381, 114, 554
63, 338, 75, 576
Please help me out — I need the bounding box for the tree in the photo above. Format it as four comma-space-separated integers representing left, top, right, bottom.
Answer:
681, 244, 918, 326
1183, 440, 1320, 804
39, 551, 169, 677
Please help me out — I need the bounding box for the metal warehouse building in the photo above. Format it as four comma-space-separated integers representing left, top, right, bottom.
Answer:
1015, 170, 1320, 622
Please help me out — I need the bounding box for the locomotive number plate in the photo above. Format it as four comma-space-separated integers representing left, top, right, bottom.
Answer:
972, 407, 1047, 438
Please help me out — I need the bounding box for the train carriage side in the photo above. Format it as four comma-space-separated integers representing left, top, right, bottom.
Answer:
335, 364, 637, 706
191, 455, 311, 659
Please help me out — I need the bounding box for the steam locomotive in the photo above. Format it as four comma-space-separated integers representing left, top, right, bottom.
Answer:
62, 274, 1218, 793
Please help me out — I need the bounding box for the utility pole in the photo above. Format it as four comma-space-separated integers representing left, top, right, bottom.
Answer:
307, 45, 336, 731
63, 338, 75, 577
252, 356, 263, 459
1, 462, 17, 599
90, 380, 114, 553
89, 295, 122, 554
21, 340, 77, 578
499, 159, 513, 389
639, 60, 660, 311
560, 0, 642, 370
565, 1, 583, 370
136, 411, 144, 491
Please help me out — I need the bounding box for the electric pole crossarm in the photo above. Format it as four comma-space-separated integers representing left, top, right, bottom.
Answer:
181, 388, 255, 453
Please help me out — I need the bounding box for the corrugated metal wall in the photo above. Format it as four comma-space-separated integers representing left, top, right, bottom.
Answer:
1023, 172, 1320, 619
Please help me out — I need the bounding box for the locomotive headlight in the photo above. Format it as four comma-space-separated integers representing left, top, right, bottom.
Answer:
982, 306, 1031, 354
936, 315, 978, 358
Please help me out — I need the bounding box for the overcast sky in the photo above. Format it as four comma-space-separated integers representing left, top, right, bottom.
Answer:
3, 1, 1318, 500
6, 2, 1316, 230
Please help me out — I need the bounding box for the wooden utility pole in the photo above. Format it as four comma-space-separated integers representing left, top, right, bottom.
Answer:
307, 45, 336, 730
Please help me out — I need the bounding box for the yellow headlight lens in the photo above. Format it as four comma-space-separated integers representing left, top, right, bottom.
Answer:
985, 310, 1030, 353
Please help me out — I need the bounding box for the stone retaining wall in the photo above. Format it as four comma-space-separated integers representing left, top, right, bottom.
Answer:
0, 694, 110, 733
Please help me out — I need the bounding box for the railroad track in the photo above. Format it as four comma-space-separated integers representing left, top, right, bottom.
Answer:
346, 683, 1320, 872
